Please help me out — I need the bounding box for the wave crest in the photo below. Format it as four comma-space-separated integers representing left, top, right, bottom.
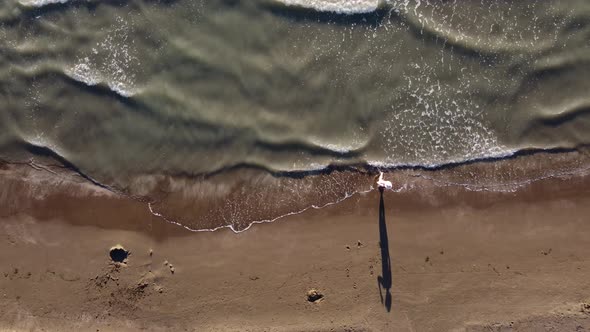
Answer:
17, 0, 70, 7
66, 63, 136, 98
274, 0, 385, 14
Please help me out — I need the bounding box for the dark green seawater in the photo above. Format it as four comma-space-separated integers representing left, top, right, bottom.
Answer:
1, 0, 590, 231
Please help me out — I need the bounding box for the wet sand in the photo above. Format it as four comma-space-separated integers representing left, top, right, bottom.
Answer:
1, 152, 590, 331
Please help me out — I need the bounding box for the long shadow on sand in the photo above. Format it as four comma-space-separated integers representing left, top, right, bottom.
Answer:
377, 189, 392, 312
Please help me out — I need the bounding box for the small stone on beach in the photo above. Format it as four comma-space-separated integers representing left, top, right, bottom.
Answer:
307, 289, 324, 303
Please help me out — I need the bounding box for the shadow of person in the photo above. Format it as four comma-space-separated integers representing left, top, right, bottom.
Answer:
377, 188, 392, 312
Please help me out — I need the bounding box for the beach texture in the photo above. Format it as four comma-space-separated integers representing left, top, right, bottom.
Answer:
1, 151, 590, 331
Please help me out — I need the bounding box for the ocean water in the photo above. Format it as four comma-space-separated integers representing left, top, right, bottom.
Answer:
1, 0, 590, 231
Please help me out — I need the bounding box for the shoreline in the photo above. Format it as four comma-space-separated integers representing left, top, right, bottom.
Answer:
1, 148, 589, 234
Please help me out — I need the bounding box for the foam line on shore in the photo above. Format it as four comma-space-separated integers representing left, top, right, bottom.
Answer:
147, 185, 378, 234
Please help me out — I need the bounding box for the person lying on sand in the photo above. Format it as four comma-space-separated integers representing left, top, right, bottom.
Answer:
376, 171, 392, 190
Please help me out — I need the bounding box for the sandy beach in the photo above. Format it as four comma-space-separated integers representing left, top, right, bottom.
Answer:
1, 151, 590, 331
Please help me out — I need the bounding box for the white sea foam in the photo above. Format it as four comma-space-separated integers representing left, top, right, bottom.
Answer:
66, 63, 136, 97
366, 148, 517, 170
18, 0, 69, 7
272, 0, 424, 15
308, 138, 365, 154
276, 0, 384, 14
66, 16, 139, 97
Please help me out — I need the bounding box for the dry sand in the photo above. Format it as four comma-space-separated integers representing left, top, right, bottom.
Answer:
1, 152, 590, 331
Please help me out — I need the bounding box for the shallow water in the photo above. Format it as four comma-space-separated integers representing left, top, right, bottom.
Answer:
1, 0, 590, 230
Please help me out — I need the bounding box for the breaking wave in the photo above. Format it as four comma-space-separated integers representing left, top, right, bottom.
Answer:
274, 0, 386, 14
